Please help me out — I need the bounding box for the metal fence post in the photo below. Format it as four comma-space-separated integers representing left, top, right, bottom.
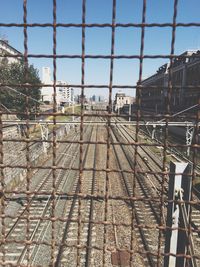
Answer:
164, 161, 194, 267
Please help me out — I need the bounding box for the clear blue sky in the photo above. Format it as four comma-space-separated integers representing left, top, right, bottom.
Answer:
0, 0, 200, 98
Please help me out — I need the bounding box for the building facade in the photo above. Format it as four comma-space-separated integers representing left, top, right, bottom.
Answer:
41, 67, 73, 106
140, 63, 169, 113
57, 81, 73, 106
41, 67, 53, 103
0, 39, 22, 64
114, 92, 135, 112
140, 50, 200, 114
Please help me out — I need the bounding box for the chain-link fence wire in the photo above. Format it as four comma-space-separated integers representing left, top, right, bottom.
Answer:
0, 0, 200, 266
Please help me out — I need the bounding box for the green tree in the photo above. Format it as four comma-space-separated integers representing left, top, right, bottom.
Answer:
0, 60, 42, 119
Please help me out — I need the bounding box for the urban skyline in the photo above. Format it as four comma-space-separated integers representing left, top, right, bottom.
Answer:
0, 0, 200, 98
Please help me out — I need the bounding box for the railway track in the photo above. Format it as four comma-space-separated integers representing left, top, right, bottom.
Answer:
110, 126, 162, 267
1, 112, 199, 266
0, 119, 94, 266
139, 125, 200, 173
115, 122, 200, 239
55, 124, 98, 266
111, 118, 200, 266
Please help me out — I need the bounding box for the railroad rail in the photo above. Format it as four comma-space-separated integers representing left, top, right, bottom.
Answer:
0, 118, 94, 265
112, 118, 200, 266
111, 124, 165, 265
1, 112, 200, 266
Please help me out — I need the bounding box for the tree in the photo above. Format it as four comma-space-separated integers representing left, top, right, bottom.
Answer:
0, 60, 42, 119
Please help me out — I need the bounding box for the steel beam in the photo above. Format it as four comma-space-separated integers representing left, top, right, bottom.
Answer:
164, 162, 195, 267
1, 120, 198, 127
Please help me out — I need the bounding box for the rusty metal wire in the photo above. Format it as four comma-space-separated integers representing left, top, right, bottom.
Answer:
0, 0, 200, 266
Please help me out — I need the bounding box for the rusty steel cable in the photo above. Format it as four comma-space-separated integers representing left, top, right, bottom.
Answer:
102, 0, 116, 265
158, 1, 178, 266
130, 0, 146, 265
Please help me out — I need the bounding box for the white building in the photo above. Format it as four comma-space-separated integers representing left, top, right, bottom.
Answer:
114, 91, 134, 112
41, 67, 73, 106
0, 39, 22, 64
57, 80, 73, 106
41, 67, 53, 103
42, 67, 51, 84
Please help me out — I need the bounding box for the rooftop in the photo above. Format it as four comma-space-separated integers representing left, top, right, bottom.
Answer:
0, 39, 22, 56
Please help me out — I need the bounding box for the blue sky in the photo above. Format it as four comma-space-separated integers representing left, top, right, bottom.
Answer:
0, 0, 200, 98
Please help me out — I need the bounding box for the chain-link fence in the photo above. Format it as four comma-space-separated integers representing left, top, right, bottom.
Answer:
0, 1, 200, 266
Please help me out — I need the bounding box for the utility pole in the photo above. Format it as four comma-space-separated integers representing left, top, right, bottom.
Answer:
129, 103, 131, 122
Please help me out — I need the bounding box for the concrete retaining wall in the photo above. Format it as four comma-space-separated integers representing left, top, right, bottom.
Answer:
2, 125, 72, 191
